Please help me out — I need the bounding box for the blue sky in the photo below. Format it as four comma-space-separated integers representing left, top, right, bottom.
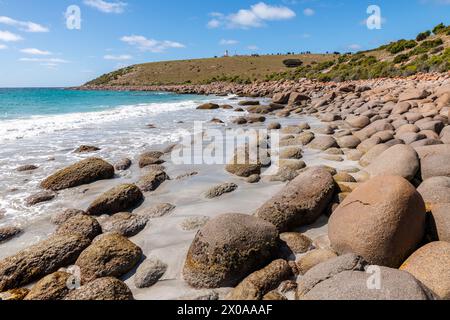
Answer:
0, 0, 449, 87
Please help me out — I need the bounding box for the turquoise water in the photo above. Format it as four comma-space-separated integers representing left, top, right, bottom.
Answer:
0, 88, 196, 119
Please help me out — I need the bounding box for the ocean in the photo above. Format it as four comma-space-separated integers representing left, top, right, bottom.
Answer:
0, 88, 237, 225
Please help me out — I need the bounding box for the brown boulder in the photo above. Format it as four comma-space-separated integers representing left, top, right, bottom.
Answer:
226, 260, 293, 300
41, 158, 114, 191
87, 184, 143, 215
255, 167, 335, 232
24, 272, 71, 300
64, 277, 133, 300
75, 233, 142, 283
401, 241, 450, 300
183, 213, 279, 288
0, 234, 91, 292
328, 176, 426, 267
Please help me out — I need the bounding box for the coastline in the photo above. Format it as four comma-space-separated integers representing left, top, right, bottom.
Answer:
1, 72, 450, 300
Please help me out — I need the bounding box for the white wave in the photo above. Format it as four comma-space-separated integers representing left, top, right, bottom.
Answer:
0, 100, 200, 142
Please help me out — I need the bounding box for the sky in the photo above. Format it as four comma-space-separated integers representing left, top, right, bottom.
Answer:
0, 0, 449, 87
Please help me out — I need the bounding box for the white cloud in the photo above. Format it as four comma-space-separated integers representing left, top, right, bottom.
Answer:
0, 16, 49, 32
303, 8, 315, 16
207, 19, 221, 28
121, 35, 185, 53
247, 45, 259, 50
104, 54, 133, 60
0, 30, 23, 42
19, 57, 69, 63
208, 2, 296, 29
348, 44, 362, 51
84, 0, 127, 14
219, 39, 239, 46
0, 44, 7, 50
20, 48, 52, 55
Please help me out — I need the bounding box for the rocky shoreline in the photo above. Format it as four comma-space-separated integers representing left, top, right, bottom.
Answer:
1, 72, 450, 300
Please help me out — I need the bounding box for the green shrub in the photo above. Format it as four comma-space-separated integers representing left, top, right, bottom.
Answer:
433, 23, 446, 34
416, 31, 431, 41
384, 40, 417, 54
394, 54, 410, 64
283, 59, 303, 68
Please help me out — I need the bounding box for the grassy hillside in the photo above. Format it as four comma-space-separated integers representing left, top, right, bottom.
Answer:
86, 23, 450, 87
86, 53, 337, 86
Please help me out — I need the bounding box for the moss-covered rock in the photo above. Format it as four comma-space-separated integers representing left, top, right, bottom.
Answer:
41, 158, 114, 191
183, 213, 279, 288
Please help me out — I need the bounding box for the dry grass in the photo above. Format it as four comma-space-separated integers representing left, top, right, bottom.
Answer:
87, 54, 337, 86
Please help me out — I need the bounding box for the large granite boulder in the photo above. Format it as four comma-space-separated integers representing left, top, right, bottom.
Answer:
75, 233, 142, 283
255, 167, 335, 232
183, 213, 279, 288
64, 277, 133, 300
41, 158, 114, 191
87, 184, 143, 216
328, 176, 426, 267
0, 234, 91, 291
401, 241, 450, 300
364, 144, 420, 181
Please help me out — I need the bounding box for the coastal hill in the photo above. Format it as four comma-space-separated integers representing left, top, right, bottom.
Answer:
85, 23, 450, 87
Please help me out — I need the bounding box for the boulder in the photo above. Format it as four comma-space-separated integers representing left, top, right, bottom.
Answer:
356, 136, 382, 153
0, 234, 91, 292
225, 149, 262, 178
137, 203, 176, 219
0, 226, 22, 243
0, 288, 30, 300
24, 272, 71, 300
183, 213, 279, 288
41, 158, 114, 191
301, 267, 435, 300
308, 136, 338, 151
296, 254, 368, 298
226, 260, 293, 300
328, 176, 426, 267
134, 257, 168, 288
272, 93, 290, 104
16, 165, 38, 172
428, 203, 450, 242
64, 277, 133, 300
25, 190, 56, 206
288, 92, 310, 105
268, 122, 281, 130
87, 184, 144, 216
346, 116, 370, 129
401, 241, 450, 300
75, 233, 142, 283
399, 89, 430, 102
136, 170, 169, 192
238, 100, 259, 106
337, 136, 361, 149
114, 158, 132, 171
255, 167, 335, 232
180, 216, 210, 231
100, 212, 148, 237
205, 183, 238, 199
74, 145, 100, 153
51, 209, 86, 225
55, 215, 102, 240
296, 249, 338, 275
364, 144, 420, 181
417, 176, 450, 206
138, 156, 165, 168
280, 232, 313, 254
420, 152, 450, 180
197, 103, 220, 110
279, 147, 303, 160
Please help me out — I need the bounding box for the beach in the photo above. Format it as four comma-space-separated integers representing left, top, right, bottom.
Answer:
1, 72, 450, 300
